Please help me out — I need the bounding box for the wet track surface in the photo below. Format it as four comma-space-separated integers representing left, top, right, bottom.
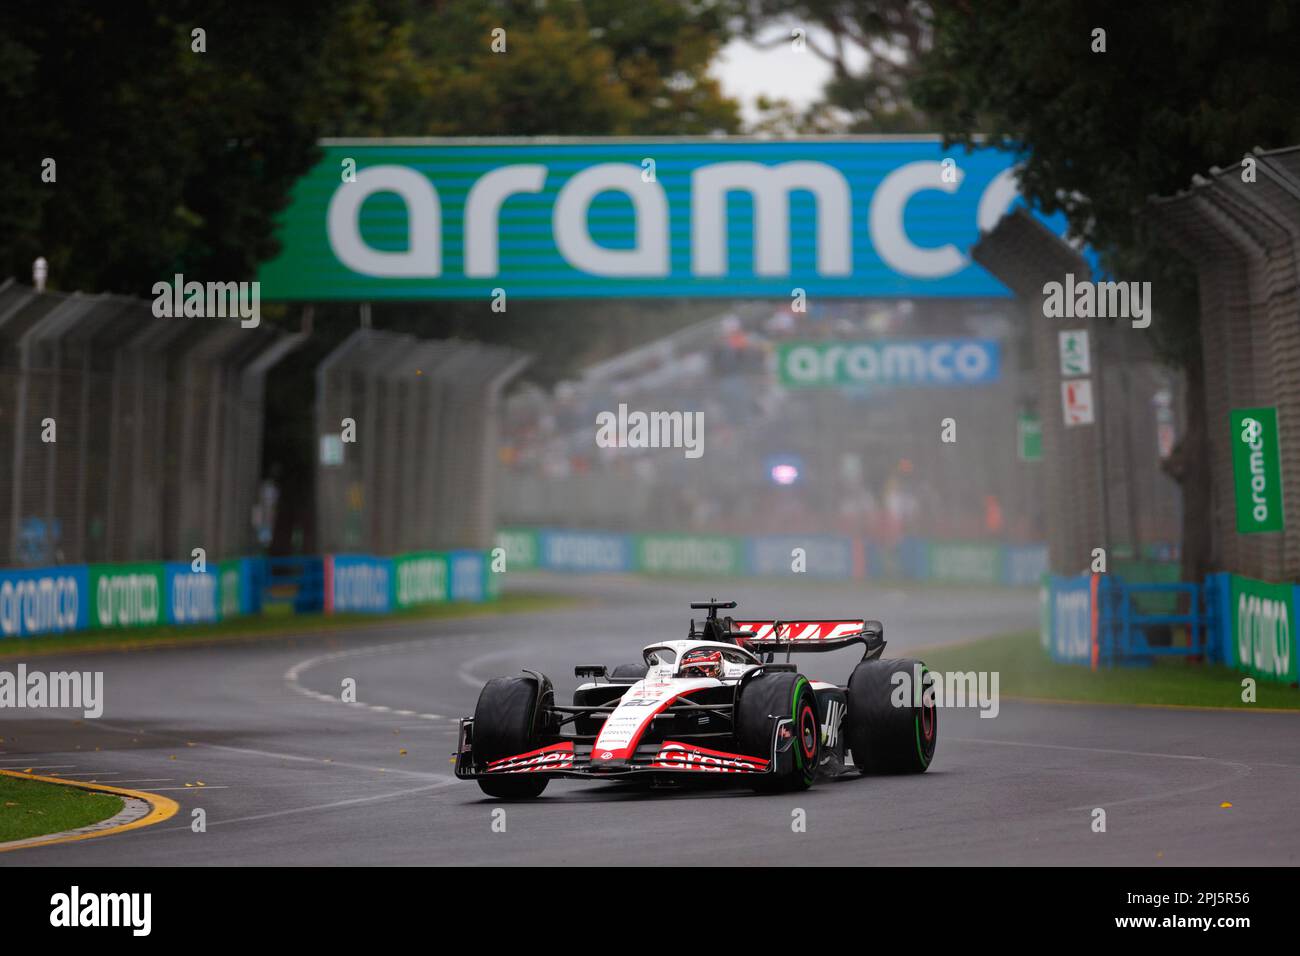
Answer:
2, 574, 1297, 865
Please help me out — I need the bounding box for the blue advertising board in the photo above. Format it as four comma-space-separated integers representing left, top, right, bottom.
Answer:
164, 563, 221, 625
1049, 574, 1093, 665
0, 565, 89, 637
537, 530, 633, 573
329, 555, 392, 614
260, 138, 1070, 300
748, 535, 855, 579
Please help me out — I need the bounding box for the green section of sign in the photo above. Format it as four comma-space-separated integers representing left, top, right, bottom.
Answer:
390, 552, 449, 609
1017, 412, 1042, 462
927, 541, 1002, 585
1229, 574, 1296, 684
1057, 329, 1089, 376
89, 563, 165, 629
776, 339, 1000, 389
218, 559, 242, 619
495, 529, 539, 571
636, 534, 742, 576
1230, 407, 1284, 533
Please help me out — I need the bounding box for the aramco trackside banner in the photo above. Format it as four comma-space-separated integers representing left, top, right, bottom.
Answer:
258, 138, 1068, 300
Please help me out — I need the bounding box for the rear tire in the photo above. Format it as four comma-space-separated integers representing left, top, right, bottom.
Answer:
846, 658, 936, 774
735, 672, 819, 791
472, 675, 554, 799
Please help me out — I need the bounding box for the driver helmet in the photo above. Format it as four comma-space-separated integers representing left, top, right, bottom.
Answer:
679, 648, 723, 679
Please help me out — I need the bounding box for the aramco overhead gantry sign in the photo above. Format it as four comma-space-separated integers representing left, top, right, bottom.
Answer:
258, 137, 1071, 300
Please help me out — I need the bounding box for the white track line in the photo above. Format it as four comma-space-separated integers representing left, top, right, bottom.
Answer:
283, 636, 484, 721
162, 781, 458, 832
949, 736, 1255, 810
0, 763, 76, 770
47, 771, 119, 777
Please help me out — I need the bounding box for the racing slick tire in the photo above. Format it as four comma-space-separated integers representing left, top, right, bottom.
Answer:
609, 663, 648, 681
736, 672, 819, 792
846, 658, 936, 774
472, 674, 556, 799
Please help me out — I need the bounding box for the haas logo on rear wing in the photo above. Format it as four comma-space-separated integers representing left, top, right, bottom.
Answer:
734, 619, 883, 655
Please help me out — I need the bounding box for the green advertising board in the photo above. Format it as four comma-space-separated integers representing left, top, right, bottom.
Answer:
928, 541, 1002, 585
90, 563, 165, 629
219, 560, 242, 620
776, 339, 1000, 389
1229, 574, 1296, 684
1017, 412, 1042, 462
391, 552, 449, 609
1231, 407, 1284, 533
495, 529, 539, 571
637, 534, 741, 576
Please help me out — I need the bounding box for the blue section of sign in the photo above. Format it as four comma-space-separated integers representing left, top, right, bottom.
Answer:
537, 530, 633, 573
748, 536, 854, 579
263, 139, 1080, 300
1049, 575, 1093, 664
164, 563, 221, 625
448, 551, 486, 602
1002, 544, 1049, 587
331, 555, 392, 614
0, 565, 90, 637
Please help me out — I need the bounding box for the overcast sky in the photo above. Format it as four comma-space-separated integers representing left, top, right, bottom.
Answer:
711, 23, 869, 128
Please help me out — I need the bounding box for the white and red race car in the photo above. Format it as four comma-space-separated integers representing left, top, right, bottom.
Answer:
454, 600, 937, 798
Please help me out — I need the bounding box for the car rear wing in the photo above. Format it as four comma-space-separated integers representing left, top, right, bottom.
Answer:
732, 619, 884, 658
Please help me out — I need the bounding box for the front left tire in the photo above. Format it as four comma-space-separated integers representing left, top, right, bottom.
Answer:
735, 671, 819, 792
472, 674, 554, 799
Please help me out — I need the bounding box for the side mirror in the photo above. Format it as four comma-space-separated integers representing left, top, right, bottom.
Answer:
575, 664, 607, 679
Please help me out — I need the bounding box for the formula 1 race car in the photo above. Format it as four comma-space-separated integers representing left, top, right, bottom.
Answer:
454, 600, 937, 798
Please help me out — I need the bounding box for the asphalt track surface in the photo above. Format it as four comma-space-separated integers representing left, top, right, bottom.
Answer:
1, 573, 1297, 866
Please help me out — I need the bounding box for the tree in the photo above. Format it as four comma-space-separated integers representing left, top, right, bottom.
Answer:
2, 1, 743, 554
910, 0, 1300, 580
730, 0, 932, 132
0, 1, 392, 294
330, 0, 740, 137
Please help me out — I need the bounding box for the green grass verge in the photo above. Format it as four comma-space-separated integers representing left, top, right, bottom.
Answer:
922, 631, 1300, 711
0, 774, 124, 843
0, 592, 579, 659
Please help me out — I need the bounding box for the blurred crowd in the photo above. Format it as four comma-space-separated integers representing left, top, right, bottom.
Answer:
499, 301, 1041, 544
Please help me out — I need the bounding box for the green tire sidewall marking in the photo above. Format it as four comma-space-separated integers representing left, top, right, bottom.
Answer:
791, 676, 809, 772
914, 665, 932, 768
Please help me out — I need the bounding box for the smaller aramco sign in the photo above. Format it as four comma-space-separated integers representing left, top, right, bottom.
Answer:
1231, 407, 1284, 533
777, 338, 999, 389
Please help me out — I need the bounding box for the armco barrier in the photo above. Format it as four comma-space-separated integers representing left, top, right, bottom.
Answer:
1042, 570, 1297, 688
325, 550, 497, 614
637, 534, 743, 577
1226, 573, 1297, 685
1004, 544, 1051, 587
495, 529, 539, 572
0, 564, 88, 637
165, 563, 221, 626
1, 548, 497, 638
90, 563, 165, 630
449, 550, 489, 602
537, 529, 632, 573
748, 535, 855, 579
392, 551, 450, 608
325, 554, 392, 614
1047, 574, 1095, 666
929, 541, 1004, 585
497, 527, 1047, 587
